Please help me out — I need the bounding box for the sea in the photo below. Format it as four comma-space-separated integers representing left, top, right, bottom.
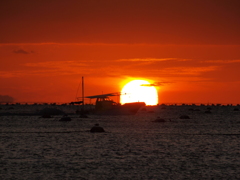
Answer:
0, 104, 240, 180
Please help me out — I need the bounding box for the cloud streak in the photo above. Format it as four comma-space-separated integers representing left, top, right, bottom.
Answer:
141, 81, 173, 87
158, 66, 219, 76
117, 58, 187, 62
203, 59, 240, 64
0, 95, 14, 103
13, 48, 34, 54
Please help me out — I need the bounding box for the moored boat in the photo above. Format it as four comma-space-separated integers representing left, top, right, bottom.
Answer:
85, 94, 145, 115
71, 77, 145, 115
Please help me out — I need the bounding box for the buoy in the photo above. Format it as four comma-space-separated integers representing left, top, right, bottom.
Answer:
59, 115, 71, 121
79, 114, 88, 118
90, 124, 105, 133
179, 115, 190, 119
205, 110, 211, 114
152, 117, 165, 122
41, 114, 52, 118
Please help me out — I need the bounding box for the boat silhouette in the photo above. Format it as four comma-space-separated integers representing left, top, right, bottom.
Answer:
85, 93, 145, 115
71, 77, 145, 115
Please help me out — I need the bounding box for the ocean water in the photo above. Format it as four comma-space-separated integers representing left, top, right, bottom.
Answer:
0, 105, 240, 179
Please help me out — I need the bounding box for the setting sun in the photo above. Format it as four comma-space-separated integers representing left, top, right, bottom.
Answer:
120, 80, 158, 105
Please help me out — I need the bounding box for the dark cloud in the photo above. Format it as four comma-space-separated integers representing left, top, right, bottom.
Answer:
141, 82, 172, 86
13, 49, 34, 54
0, 95, 14, 103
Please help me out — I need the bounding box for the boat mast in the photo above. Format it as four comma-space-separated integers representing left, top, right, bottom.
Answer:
79, 76, 88, 118
82, 76, 84, 112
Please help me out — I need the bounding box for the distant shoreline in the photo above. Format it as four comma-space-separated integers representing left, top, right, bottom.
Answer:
0, 102, 240, 106
0, 102, 239, 106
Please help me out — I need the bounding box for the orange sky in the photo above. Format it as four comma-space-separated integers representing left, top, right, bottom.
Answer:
0, 0, 240, 104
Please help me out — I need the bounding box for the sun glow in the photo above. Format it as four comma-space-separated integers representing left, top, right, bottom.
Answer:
120, 80, 158, 105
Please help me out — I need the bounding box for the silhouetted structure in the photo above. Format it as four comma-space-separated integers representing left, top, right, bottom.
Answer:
86, 94, 145, 115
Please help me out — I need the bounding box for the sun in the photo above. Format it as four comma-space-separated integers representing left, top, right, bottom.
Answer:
120, 80, 158, 105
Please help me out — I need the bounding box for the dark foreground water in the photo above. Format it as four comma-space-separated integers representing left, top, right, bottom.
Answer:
0, 105, 240, 179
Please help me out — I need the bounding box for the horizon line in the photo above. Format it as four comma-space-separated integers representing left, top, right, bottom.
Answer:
1, 102, 239, 106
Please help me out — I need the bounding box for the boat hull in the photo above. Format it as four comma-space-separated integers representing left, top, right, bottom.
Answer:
92, 102, 145, 115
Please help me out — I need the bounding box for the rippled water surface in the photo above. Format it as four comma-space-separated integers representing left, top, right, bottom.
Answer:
1, 105, 240, 179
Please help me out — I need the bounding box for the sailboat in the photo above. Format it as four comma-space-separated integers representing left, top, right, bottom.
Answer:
70, 77, 88, 117
71, 77, 145, 115
85, 93, 145, 115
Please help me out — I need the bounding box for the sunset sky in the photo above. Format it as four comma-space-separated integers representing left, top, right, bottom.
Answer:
1, 0, 240, 104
